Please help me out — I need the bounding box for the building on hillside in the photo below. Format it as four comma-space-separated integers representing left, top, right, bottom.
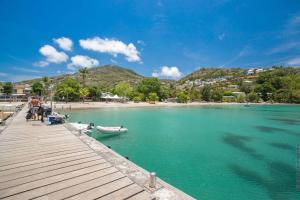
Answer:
247, 68, 265, 75
247, 68, 255, 75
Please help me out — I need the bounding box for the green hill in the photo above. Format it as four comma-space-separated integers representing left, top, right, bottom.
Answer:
20, 65, 143, 90
179, 68, 247, 83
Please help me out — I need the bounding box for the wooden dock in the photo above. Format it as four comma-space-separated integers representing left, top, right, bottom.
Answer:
0, 108, 195, 200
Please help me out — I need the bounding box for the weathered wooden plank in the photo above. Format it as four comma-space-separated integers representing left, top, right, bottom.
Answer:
32, 170, 123, 200
65, 177, 133, 200
0, 144, 87, 159
0, 148, 91, 166
0, 152, 97, 177
0, 151, 93, 171
98, 183, 144, 200
0, 141, 84, 153
0, 164, 112, 199
126, 191, 152, 200
0, 156, 100, 183
0, 159, 107, 190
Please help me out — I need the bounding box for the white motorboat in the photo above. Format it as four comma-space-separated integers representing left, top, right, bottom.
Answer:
96, 126, 128, 133
69, 122, 94, 133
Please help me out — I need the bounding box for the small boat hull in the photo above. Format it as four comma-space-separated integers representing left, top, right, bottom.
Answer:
96, 126, 128, 134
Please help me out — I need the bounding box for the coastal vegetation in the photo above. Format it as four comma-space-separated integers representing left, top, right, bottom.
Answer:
2, 82, 13, 95
4, 65, 300, 104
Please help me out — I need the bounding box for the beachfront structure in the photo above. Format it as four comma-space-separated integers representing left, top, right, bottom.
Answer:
13, 84, 32, 95
100, 93, 127, 102
0, 84, 31, 102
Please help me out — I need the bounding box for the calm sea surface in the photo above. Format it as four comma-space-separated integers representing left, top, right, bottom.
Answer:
66, 105, 300, 200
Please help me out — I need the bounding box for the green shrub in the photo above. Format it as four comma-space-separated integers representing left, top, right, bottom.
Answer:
176, 92, 190, 103
133, 96, 141, 103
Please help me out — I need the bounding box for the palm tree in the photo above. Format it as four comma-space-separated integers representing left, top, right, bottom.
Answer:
42, 76, 49, 102
58, 86, 73, 103
79, 67, 89, 87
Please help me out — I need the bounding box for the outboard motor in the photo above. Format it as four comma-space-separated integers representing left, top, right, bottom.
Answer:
88, 123, 95, 129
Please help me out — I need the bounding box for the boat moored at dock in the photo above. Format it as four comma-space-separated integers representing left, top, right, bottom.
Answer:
96, 125, 128, 133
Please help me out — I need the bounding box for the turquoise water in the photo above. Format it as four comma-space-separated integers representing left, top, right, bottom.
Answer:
66, 105, 300, 200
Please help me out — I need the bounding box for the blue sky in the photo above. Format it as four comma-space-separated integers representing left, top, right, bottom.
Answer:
0, 0, 300, 82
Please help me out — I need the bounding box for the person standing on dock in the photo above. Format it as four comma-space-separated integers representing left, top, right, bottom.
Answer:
29, 97, 41, 120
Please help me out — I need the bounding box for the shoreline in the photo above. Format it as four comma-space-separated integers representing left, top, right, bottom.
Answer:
0, 101, 298, 112
49, 101, 298, 110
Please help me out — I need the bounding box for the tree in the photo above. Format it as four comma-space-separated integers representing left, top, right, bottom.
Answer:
236, 95, 245, 103
113, 82, 133, 97
55, 78, 81, 102
256, 72, 272, 84
42, 76, 49, 101
246, 92, 259, 103
201, 85, 211, 101
255, 82, 275, 101
148, 92, 159, 103
137, 78, 161, 100
133, 96, 142, 103
88, 85, 101, 100
176, 92, 189, 103
79, 87, 89, 102
290, 90, 300, 103
2, 82, 13, 95
79, 67, 89, 87
32, 82, 44, 96
240, 83, 252, 94
159, 85, 171, 101
211, 88, 223, 102
188, 86, 200, 101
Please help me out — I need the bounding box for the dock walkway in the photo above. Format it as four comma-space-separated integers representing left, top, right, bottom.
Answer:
0, 108, 194, 200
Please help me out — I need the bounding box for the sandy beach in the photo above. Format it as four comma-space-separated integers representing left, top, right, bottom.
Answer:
0, 101, 292, 112
51, 101, 266, 110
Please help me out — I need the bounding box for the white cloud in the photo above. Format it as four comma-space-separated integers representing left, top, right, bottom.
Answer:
287, 57, 300, 66
33, 61, 49, 67
79, 37, 141, 62
39, 45, 68, 64
152, 66, 182, 79
152, 71, 160, 78
54, 37, 73, 51
67, 55, 99, 70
